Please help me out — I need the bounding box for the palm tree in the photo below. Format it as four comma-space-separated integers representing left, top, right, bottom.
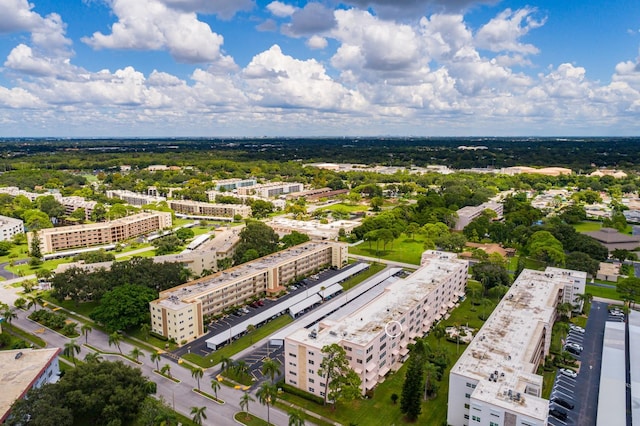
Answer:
288, 409, 305, 426
63, 339, 81, 366
211, 379, 221, 400
108, 332, 122, 354
161, 364, 172, 378
140, 323, 151, 341
84, 352, 103, 363
234, 360, 249, 378
556, 302, 573, 320
151, 351, 162, 371
80, 324, 93, 344
261, 357, 281, 383
191, 367, 204, 391
190, 406, 207, 426
220, 355, 234, 373
574, 292, 593, 313
480, 298, 492, 320
432, 323, 446, 348
423, 361, 440, 400
27, 294, 43, 312
2, 307, 17, 326
556, 322, 570, 350
129, 347, 143, 362
239, 392, 254, 420
246, 324, 256, 343
257, 382, 278, 425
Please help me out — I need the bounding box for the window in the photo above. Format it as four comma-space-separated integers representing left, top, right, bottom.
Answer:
309, 359, 315, 365
308, 351, 314, 356
357, 359, 363, 364
289, 353, 297, 358
308, 387, 315, 392
366, 355, 373, 363
309, 369, 314, 374
490, 423, 499, 426
465, 393, 470, 398
464, 404, 470, 409
309, 378, 314, 383
466, 382, 477, 389
320, 392, 325, 397
289, 371, 297, 376
472, 415, 481, 422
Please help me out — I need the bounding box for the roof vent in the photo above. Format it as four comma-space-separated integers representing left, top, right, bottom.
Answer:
15, 352, 23, 360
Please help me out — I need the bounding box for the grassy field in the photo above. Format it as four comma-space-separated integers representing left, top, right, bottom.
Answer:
341, 262, 386, 291
278, 296, 500, 426
317, 203, 368, 213
349, 234, 428, 265
586, 284, 621, 300
2, 323, 47, 348
573, 221, 602, 232
183, 315, 293, 368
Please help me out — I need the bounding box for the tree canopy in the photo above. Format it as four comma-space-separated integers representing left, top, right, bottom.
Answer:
90, 284, 157, 332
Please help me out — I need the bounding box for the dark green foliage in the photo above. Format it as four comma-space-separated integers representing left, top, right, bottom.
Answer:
52, 257, 188, 303
400, 356, 424, 421
152, 234, 182, 255
9, 360, 155, 426
233, 220, 280, 264
472, 261, 511, 293
565, 252, 599, 277
175, 227, 195, 242
280, 231, 311, 249
90, 284, 157, 332
29, 310, 77, 337
73, 249, 116, 264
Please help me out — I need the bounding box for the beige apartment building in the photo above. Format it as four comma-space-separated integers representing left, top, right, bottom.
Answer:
105, 190, 166, 207
447, 267, 586, 426
150, 241, 348, 343
283, 251, 468, 398
28, 211, 172, 254
454, 201, 504, 231
168, 200, 251, 219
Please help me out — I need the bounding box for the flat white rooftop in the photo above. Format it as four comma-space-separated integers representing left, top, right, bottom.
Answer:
287, 252, 466, 347
0, 348, 59, 421
156, 241, 338, 309
452, 268, 573, 421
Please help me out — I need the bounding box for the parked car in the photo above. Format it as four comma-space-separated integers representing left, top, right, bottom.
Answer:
566, 342, 584, 351
257, 300, 264, 306
549, 408, 568, 421
565, 346, 581, 355
610, 310, 625, 317
552, 397, 575, 410
559, 368, 578, 378
569, 324, 585, 333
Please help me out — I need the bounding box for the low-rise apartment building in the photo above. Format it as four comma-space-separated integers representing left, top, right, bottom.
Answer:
168, 200, 251, 219
1, 348, 61, 423
0, 215, 24, 241
150, 241, 348, 343
283, 251, 468, 399
447, 266, 586, 426
59, 196, 97, 220
236, 182, 303, 198
267, 218, 360, 240
213, 178, 257, 191
455, 201, 504, 231
28, 211, 172, 254
106, 190, 166, 207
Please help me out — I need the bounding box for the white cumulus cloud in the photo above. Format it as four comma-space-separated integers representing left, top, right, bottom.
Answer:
267, 1, 296, 17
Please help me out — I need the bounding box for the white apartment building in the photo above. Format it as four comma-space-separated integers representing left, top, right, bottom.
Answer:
214, 178, 257, 191
284, 251, 468, 398
106, 190, 166, 207
447, 267, 586, 426
237, 182, 303, 198
168, 200, 251, 219
0, 215, 24, 241
268, 218, 360, 240
28, 211, 172, 253
455, 201, 504, 231
150, 241, 348, 343
59, 196, 97, 220
1, 348, 61, 423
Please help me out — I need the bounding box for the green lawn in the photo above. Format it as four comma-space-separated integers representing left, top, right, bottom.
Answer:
278, 296, 500, 426
317, 203, 368, 213
1, 323, 47, 348
233, 412, 270, 426
586, 284, 621, 300
349, 234, 429, 265
183, 315, 293, 368
573, 221, 602, 232
341, 262, 386, 291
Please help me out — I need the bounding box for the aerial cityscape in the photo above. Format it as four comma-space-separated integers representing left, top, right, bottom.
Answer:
1, 1, 640, 426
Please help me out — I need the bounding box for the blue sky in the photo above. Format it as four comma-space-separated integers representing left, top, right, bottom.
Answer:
1, 0, 639, 137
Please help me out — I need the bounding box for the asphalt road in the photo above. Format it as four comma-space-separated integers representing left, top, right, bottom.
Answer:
569, 301, 607, 425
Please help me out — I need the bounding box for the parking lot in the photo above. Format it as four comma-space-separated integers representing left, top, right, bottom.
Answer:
548, 301, 612, 425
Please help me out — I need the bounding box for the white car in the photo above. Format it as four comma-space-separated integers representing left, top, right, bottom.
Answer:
566, 342, 584, 351
610, 310, 625, 317
569, 324, 585, 333
559, 368, 578, 379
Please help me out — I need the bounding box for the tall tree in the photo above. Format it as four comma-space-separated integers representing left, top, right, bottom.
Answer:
129, 347, 143, 362
29, 230, 42, 258
400, 356, 424, 421
211, 379, 221, 400
617, 277, 640, 307
90, 284, 157, 332
191, 367, 204, 391
261, 357, 281, 383
257, 382, 278, 425
288, 409, 306, 426
190, 406, 207, 426
317, 344, 362, 407
239, 392, 254, 420
63, 339, 81, 366
108, 331, 122, 354
151, 351, 162, 371
80, 323, 92, 344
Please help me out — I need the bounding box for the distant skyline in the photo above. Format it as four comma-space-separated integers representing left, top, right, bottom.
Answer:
1, 0, 640, 137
